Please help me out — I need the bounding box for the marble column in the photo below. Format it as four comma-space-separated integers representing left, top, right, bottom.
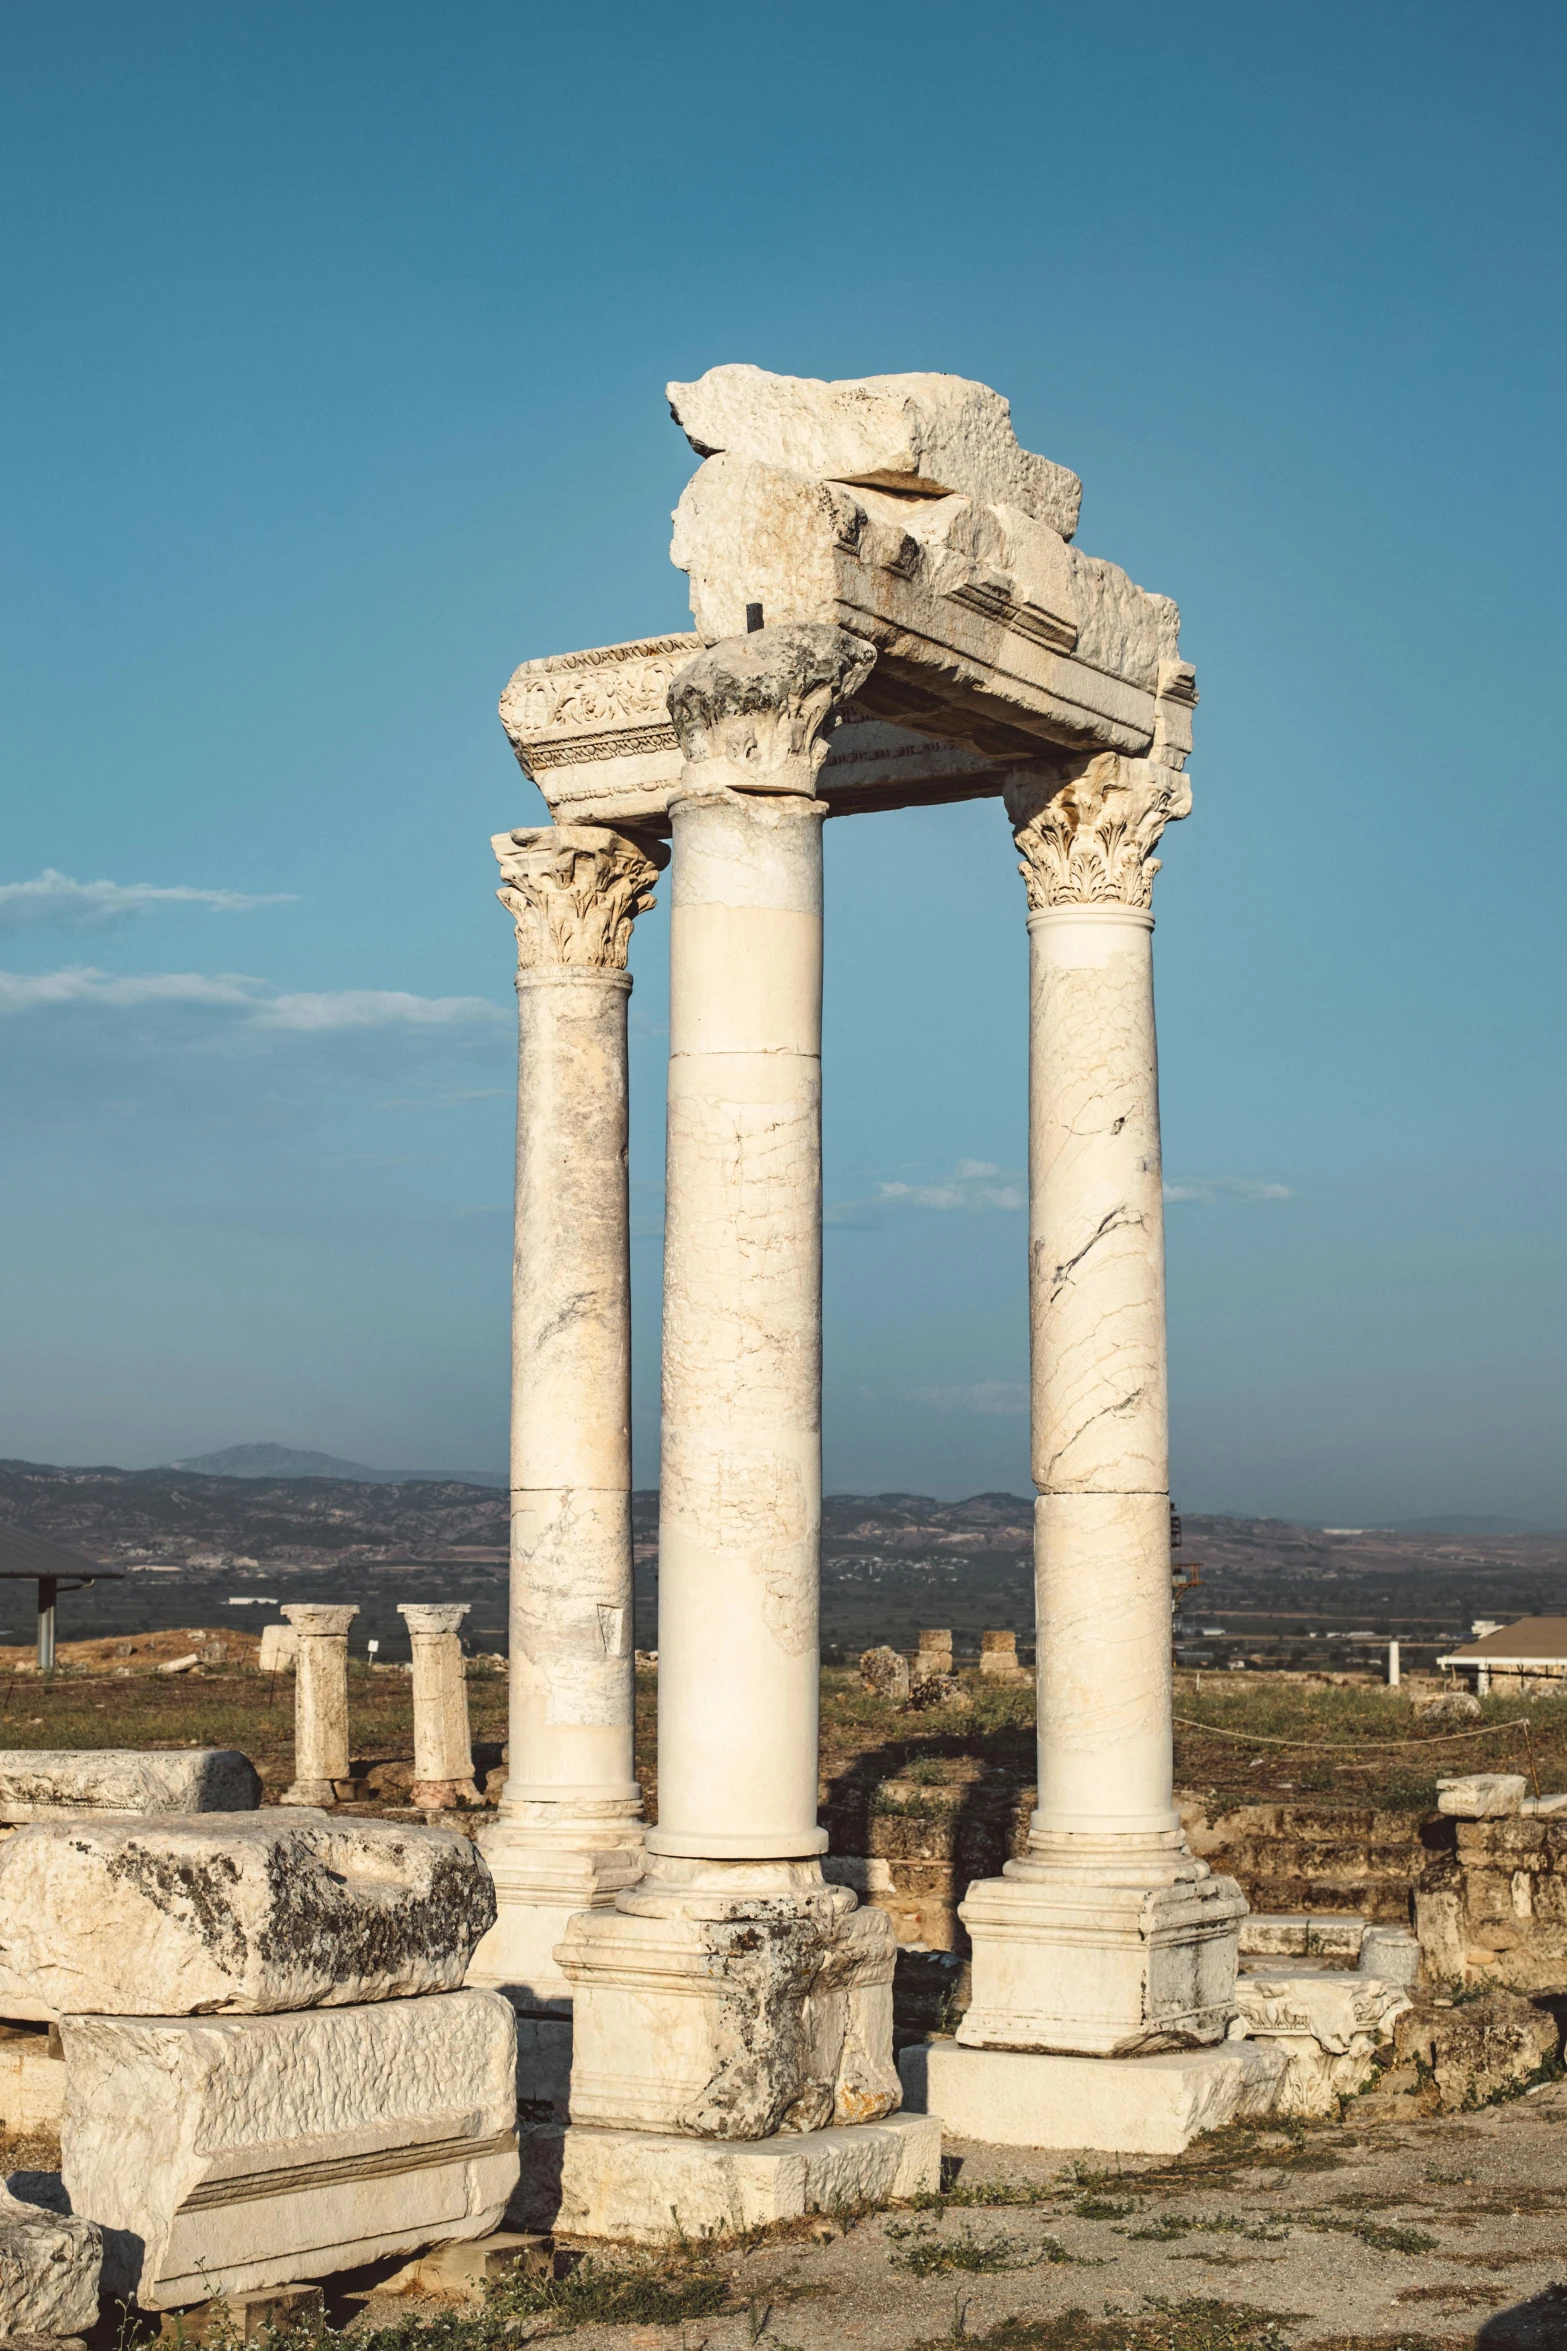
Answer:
466, 823, 665, 2012
558, 625, 912, 2157
399, 1602, 479, 1806
958, 754, 1245, 2057
279, 1604, 358, 1806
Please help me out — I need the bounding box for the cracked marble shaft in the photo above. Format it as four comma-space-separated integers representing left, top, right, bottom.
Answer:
467, 824, 666, 2013
399, 1604, 479, 1806
958, 757, 1245, 2060
560, 626, 903, 2152
279, 1606, 357, 1806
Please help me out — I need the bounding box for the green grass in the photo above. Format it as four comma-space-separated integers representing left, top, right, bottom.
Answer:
889, 2225, 1073, 2276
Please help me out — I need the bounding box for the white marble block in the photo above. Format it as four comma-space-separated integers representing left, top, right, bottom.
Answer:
900, 2037, 1285, 2154
1437, 1773, 1527, 1818
0, 2180, 102, 2339
0, 1748, 259, 1821
559, 1878, 900, 2138
512, 2112, 939, 2243
1231, 1971, 1411, 2118
0, 1813, 495, 2020
0, 2035, 66, 2132
60, 1991, 518, 2308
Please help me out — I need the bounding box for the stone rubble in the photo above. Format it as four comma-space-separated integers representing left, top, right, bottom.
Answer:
0, 2179, 101, 2342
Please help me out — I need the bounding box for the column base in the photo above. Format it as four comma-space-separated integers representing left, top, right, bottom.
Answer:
464, 1807, 645, 2013
278, 1780, 340, 1807
958, 1859, 1247, 2056
509, 2113, 940, 2241
898, 2039, 1284, 2155
559, 1868, 901, 2138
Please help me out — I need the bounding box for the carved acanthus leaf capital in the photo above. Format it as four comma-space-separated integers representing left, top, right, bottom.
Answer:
1006, 754, 1192, 912
492, 825, 668, 972
666, 622, 876, 796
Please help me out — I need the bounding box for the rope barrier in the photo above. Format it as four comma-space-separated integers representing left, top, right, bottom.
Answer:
1172, 1712, 1532, 1755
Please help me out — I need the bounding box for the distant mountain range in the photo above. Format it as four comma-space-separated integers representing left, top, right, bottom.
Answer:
164, 1444, 507, 1488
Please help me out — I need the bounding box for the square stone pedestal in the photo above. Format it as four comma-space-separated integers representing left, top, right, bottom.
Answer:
511, 2112, 940, 2241
898, 2038, 1285, 2155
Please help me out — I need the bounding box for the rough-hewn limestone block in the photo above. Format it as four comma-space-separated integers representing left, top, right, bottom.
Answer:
511, 2112, 939, 2242
0, 2035, 65, 2132
1232, 1971, 1411, 2118
59, 1992, 518, 2308
668, 366, 1082, 538
1359, 1926, 1420, 1984
1438, 1773, 1527, 1818
0, 1814, 495, 2020
858, 1647, 910, 1703
0, 1749, 259, 1822
560, 1884, 900, 2139
899, 2038, 1285, 2154
1383, 1990, 1558, 2112
0, 2180, 101, 2339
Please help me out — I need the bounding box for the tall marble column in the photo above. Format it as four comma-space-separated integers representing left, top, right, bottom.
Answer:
279, 1604, 358, 1806
558, 626, 915, 2166
958, 754, 1245, 2057
465, 823, 665, 2011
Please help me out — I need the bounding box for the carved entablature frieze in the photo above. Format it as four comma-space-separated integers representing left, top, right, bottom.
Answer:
492, 825, 668, 973
494, 369, 1198, 832
1005, 755, 1193, 912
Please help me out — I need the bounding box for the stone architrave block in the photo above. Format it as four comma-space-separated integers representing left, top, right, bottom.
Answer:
511, 2113, 939, 2243
0, 2180, 102, 2339
1231, 1971, 1412, 2118
0, 1749, 260, 1823
898, 2038, 1285, 2155
668, 366, 1083, 538
0, 1814, 496, 2021
59, 1991, 519, 2308
858, 1647, 910, 1703
1437, 1774, 1527, 1819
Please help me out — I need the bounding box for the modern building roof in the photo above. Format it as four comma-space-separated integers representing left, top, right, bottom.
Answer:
1439, 1617, 1567, 1666
0, 1522, 109, 1581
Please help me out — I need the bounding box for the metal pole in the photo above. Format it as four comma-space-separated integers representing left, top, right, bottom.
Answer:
37, 1577, 57, 1676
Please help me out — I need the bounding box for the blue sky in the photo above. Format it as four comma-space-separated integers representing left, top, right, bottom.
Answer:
3, 2, 1563, 1523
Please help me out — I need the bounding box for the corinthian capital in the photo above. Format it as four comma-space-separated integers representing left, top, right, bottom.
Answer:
666, 622, 876, 796
492, 825, 668, 972
1006, 754, 1192, 912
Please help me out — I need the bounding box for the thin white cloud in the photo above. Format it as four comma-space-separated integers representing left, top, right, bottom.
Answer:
0, 870, 296, 935
0, 965, 506, 1032
902, 1381, 1030, 1417
1163, 1177, 1293, 1205
876, 1171, 1025, 1212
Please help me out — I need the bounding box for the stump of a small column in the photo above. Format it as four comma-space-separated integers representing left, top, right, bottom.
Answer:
399, 1604, 480, 1807
278, 1605, 357, 1806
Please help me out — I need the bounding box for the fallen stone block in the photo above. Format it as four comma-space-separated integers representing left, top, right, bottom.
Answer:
1437, 1773, 1527, 1819
0, 1814, 496, 2020
402, 2234, 552, 2299
1232, 1972, 1411, 2118
511, 2113, 939, 2242
898, 2037, 1286, 2153
60, 1991, 518, 2308
0, 1750, 259, 1823
0, 2180, 101, 2340
1359, 1926, 1421, 1985
1522, 1791, 1567, 1816
1386, 1988, 1558, 2112
159, 2285, 324, 2343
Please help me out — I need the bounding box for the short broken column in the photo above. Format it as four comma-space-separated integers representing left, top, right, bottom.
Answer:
279, 1604, 357, 1805
398, 1603, 479, 1807
466, 822, 665, 2016
547, 624, 937, 2237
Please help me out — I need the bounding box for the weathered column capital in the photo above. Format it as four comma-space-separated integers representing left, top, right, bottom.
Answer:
1005, 753, 1192, 913
492, 824, 668, 973
666, 621, 876, 797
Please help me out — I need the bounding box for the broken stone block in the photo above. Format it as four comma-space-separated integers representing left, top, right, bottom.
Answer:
257, 1625, 297, 1674
160, 2285, 324, 2343
1437, 1773, 1527, 1818
0, 1749, 259, 1823
60, 1991, 518, 2308
1232, 1971, 1411, 2118
667, 365, 1083, 538
978, 1630, 1029, 1682
0, 2033, 65, 2133
0, 2180, 101, 2340
0, 1813, 495, 2020
907, 1672, 966, 1712
1359, 1926, 1421, 1985
858, 1646, 910, 1703
1385, 1989, 1559, 2112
